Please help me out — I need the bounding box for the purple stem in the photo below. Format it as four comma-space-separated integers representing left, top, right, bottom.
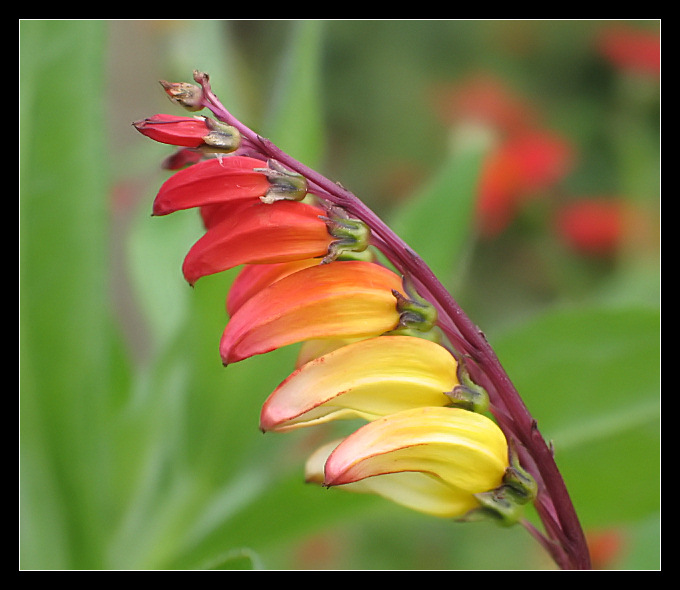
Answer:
194, 72, 591, 570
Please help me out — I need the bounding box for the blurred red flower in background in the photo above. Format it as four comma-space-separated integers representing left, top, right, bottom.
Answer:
597, 24, 660, 78
586, 528, 628, 569
554, 198, 629, 258
477, 130, 573, 237
431, 73, 574, 237
431, 73, 538, 136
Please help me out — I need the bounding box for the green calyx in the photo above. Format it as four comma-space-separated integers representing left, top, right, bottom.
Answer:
391, 281, 438, 333
503, 447, 539, 503
462, 446, 538, 527
471, 486, 529, 527
201, 119, 241, 153
322, 214, 372, 263
446, 359, 489, 414
257, 160, 308, 203
446, 361, 490, 413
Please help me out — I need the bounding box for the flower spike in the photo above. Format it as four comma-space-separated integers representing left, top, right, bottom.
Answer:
135, 72, 592, 570
259, 335, 459, 432
220, 260, 403, 365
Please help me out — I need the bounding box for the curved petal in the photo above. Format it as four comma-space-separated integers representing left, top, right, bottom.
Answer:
260, 336, 458, 432
295, 337, 363, 368
226, 259, 321, 316
324, 407, 508, 496
182, 200, 332, 285
133, 114, 210, 147
305, 439, 483, 517
220, 260, 403, 365
152, 156, 270, 216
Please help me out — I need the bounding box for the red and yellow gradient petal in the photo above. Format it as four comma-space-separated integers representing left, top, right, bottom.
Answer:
182, 200, 333, 285
152, 156, 270, 216
226, 259, 321, 316
260, 335, 458, 432
220, 260, 403, 365
294, 337, 363, 368
322, 406, 508, 514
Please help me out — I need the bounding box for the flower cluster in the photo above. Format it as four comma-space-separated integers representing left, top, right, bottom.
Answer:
133, 81, 537, 523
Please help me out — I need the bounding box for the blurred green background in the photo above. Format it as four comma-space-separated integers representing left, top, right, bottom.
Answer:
20, 20, 660, 570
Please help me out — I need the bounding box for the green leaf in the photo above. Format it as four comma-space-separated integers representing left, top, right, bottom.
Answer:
264, 20, 325, 168
126, 194, 203, 358
201, 547, 264, 570
20, 20, 116, 569
492, 305, 660, 533
389, 133, 487, 287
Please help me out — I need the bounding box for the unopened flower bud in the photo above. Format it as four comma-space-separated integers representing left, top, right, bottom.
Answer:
159, 79, 204, 112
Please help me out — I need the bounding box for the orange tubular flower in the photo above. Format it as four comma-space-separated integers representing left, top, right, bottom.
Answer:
220, 260, 404, 365
226, 259, 321, 316
182, 200, 333, 285
152, 156, 272, 216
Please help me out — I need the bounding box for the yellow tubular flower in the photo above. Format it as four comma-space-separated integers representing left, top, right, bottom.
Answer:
313, 407, 509, 518
260, 336, 459, 432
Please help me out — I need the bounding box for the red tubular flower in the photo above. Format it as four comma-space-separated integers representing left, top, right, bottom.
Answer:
152, 156, 271, 216
182, 200, 332, 285
220, 260, 404, 365
133, 114, 214, 148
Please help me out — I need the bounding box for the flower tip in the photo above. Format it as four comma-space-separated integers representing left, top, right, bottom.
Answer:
159, 79, 204, 112
305, 472, 326, 486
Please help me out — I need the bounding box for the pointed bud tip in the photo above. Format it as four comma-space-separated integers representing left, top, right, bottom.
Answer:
159, 79, 204, 112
